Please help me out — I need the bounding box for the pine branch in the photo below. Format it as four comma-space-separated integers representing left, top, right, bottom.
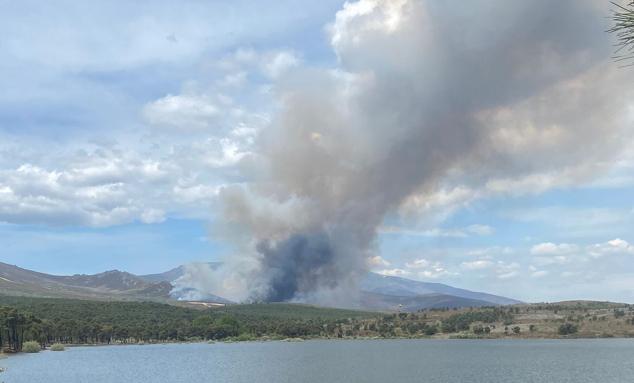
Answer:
609, 1, 634, 63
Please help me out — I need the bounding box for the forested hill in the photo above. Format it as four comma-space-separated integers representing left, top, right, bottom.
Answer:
2, 296, 634, 354
0, 296, 375, 352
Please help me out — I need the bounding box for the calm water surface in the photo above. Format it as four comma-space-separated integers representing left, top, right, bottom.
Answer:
2, 339, 634, 383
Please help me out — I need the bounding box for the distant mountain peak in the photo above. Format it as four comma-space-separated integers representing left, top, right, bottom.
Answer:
0, 261, 521, 311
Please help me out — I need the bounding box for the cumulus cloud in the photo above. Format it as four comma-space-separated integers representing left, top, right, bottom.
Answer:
405, 258, 431, 269
377, 268, 410, 277
588, 238, 634, 257
401, 258, 455, 279
368, 255, 391, 267
140, 208, 166, 224
0, 134, 250, 226
262, 51, 301, 79
0, 40, 272, 228
530, 242, 579, 256
0, 155, 172, 227
461, 259, 494, 271
417, 265, 454, 279
142, 94, 223, 131
530, 238, 634, 260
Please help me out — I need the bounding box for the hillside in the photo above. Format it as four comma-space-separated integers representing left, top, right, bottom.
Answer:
2, 297, 633, 354
139, 262, 222, 284
0, 262, 171, 301
361, 273, 521, 306
141, 263, 521, 310
0, 261, 520, 311
360, 292, 495, 311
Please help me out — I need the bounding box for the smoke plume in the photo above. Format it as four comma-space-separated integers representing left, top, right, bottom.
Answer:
215, 0, 632, 304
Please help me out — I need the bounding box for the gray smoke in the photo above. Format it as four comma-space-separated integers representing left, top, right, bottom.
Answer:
218, 0, 633, 304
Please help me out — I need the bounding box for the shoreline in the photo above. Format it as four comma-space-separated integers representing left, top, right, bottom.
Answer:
3, 333, 634, 355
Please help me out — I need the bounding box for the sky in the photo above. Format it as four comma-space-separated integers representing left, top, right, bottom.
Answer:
1, 0, 633, 303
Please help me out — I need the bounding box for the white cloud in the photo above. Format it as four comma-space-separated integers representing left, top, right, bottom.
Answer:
262, 51, 300, 79
529, 238, 634, 261
466, 224, 495, 236
379, 225, 467, 238
532, 255, 572, 266
398, 186, 478, 223
404, 258, 430, 269
142, 94, 223, 131
140, 208, 166, 224
379, 224, 494, 238
461, 259, 494, 270
417, 268, 452, 279
404, 258, 454, 279
497, 271, 519, 280
530, 270, 549, 278
494, 261, 520, 280
467, 247, 514, 257
368, 255, 391, 267
588, 238, 634, 257
219, 71, 248, 88
530, 242, 579, 256
377, 268, 410, 277
0, 133, 251, 226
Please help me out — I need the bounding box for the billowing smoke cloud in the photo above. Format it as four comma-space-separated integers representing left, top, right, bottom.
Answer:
215, 0, 632, 304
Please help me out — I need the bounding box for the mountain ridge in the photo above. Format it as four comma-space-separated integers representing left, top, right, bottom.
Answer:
0, 261, 521, 311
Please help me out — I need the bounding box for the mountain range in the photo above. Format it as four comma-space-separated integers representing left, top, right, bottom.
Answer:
0, 261, 521, 311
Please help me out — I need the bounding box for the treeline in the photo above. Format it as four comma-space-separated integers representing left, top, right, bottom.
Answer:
0, 296, 523, 352
440, 309, 513, 333
0, 297, 377, 350
12, 296, 629, 352
0, 306, 42, 352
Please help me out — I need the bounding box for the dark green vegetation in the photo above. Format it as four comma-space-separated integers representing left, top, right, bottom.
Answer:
0, 296, 376, 352
439, 310, 512, 333
2, 297, 634, 354
217, 303, 374, 320
558, 323, 579, 335
0, 306, 41, 352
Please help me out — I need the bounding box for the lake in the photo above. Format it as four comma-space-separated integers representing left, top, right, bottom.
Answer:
2, 339, 634, 382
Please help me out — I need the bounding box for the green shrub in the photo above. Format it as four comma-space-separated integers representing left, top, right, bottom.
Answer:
236, 333, 254, 342
558, 323, 578, 335
22, 341, 41, 353
50, 343, 65, 351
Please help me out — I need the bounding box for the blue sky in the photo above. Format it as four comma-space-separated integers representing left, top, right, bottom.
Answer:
1, 0, 633, 303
